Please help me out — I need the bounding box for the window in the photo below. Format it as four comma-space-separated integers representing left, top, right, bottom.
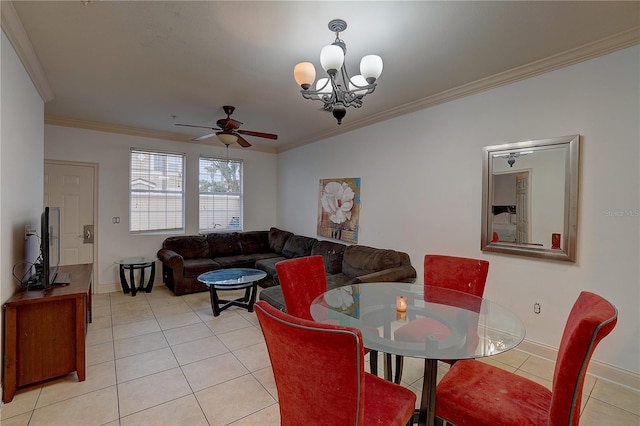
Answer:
130, 149, 185, 233
199, 156, 243, 232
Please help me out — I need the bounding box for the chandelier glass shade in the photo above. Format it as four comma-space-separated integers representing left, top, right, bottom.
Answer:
294, 19, 383, 125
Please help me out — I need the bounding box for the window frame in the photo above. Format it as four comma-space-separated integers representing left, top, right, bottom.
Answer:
129, 148, 186, 234
198, 155, 244, 233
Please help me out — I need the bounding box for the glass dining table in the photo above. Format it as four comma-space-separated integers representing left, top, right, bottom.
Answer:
310, 282, 526, 426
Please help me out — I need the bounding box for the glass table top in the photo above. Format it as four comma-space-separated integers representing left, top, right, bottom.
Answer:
311, 282, 525, 360
198, 268, 267, 287
115, 256, 157, 265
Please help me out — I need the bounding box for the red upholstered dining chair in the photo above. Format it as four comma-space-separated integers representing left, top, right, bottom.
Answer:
421, 254, 490, 296
254, 301, 416, 426
276, 255, 379, 376
435, 291, 618, 426
392, 255, 490, 383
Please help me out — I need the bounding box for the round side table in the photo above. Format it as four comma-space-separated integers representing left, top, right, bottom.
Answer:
115, 257, 157, 296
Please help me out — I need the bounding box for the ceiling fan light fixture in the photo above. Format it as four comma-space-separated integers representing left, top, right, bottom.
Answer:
217, 132, 238, 146
294, 19, 382, 125
294, 62, 316, 90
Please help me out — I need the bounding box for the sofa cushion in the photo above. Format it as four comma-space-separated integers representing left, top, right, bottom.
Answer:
213, 253, 270, 269
183, 258, 220, 278
282, 235, 317, 259
255, 256, 287, 279
207, 232, 242, 258
258, 286, 286, 311
269, 227, 293, 255
240, 231, 270, 255
311, 240, 347, 274
163, 236, 209, 259
342, 245, 403, 279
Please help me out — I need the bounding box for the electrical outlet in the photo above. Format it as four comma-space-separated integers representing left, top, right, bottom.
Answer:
534, 302, 541, 314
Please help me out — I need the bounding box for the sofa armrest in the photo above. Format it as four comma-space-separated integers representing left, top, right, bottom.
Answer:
157, 248, 185, 272
352, 265, 417, 284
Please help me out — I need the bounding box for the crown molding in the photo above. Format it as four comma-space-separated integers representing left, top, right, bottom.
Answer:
1, 1, 54, 102
278, 26, 640, 153
44, 115, 278, 154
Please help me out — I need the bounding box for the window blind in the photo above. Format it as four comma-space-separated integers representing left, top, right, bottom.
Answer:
130, 149, 185, 233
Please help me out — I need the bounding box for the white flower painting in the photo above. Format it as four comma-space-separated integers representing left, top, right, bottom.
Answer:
317, 177, 360, 243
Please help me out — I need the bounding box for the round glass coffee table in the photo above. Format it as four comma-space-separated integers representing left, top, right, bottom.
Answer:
115, 256, 157, 297
198, 268, 266, 317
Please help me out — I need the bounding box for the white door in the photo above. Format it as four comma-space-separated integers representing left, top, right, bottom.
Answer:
44, 161, 96, 266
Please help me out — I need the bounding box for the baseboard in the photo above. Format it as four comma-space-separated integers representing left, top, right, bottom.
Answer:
518, 339, 640, 391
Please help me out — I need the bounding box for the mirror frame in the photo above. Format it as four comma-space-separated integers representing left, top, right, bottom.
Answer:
481, 135, 580, 262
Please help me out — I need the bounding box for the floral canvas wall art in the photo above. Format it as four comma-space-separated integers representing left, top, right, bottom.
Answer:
317, 177, 360, 243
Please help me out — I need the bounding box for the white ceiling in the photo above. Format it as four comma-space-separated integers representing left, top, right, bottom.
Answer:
4, 1, 639, 153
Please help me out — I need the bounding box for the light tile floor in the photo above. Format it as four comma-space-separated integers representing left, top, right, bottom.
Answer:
2, 287, 638, 425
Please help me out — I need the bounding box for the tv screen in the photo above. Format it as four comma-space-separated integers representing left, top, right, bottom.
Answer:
41, 206, 61, 288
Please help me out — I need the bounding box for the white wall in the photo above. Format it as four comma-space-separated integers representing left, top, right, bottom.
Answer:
277, 46, 640, 378
1, 30, 45, 404
45, 126, 278, 293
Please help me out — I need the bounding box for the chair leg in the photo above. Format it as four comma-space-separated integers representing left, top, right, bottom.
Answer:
369, 350, 379, 376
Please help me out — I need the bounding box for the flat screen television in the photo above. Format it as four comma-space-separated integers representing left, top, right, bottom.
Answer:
21, 206, 66, 289
41, 206, 61, 288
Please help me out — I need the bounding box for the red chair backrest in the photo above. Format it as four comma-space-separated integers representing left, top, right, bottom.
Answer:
276, 255, 327, 320
254, 300, 365, 426
424, 254, 489, 297
549, 291, 618, 426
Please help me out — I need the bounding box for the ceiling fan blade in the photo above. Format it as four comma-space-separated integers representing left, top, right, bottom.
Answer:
175, 123, 217, 130
193, 133, 217, 141
237, 129, 278, 140
236, 135, 252, 148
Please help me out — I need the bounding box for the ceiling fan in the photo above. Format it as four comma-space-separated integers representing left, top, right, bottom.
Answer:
175, 105, 278, 148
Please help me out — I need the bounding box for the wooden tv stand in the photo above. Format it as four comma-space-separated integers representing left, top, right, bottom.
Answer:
2, 263, 93, 403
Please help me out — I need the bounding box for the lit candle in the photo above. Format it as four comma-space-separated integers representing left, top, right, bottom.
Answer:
396, 295, 407, 312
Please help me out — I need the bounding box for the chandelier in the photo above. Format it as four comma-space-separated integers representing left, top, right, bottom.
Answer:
293, 19, 383, 125
494, 151, 533, 167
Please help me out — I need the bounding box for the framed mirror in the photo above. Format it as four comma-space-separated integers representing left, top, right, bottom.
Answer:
481, 135, 580, 262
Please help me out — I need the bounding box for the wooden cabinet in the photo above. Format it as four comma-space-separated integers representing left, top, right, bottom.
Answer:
2, 264, 92, 403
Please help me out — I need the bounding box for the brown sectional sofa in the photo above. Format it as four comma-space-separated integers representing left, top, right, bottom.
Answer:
157, 227, 417, 310
157, 229, 281, 295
